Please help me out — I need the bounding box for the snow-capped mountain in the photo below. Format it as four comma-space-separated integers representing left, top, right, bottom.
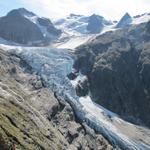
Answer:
132, 13, 150, 24
116, 12, 132, 28
55, 14, 89, 35
52, 14, 91, 49
55, 12, 150, 36
53, 13, 114, 49
0, 8, 149, 48
0, 8, 61, 45
22, 9, 62, 39
52, 12, 150, 49
55, 13, 113, 35
116, 12, 150, 28
9, 43, 150, 150
87, 14, 113, 33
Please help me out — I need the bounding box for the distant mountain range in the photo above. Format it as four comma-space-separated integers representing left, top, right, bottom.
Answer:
54, 13, 113, 35
55, 11, 150, 35
0, 8, 150, 46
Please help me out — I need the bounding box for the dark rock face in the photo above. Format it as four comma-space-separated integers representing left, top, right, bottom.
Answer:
76, 78, 89, 97
146, 21, 150, 33
67, 72, 78, 80
87, 14, 112, 34
49, 97, 113, 150
8, 8, 36, 17
38, 17, 62, 36
75, 22, 150, 127
87, 14, 104, 33
116, 13, 132, 28
47, 25, 62, 36
0, 9, 44, 44
38, 17, 53, 27
0, 8, 62, 45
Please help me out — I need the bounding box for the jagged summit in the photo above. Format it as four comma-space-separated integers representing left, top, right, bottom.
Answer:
116, 12, 132, 28
90, 14, 104, 19
0, 8, 150, 48
146, 20, 150, 33
87, 14, 113, 33
7, 8, 36, 17
124, 12, 131, 18
87, 14, 105, 33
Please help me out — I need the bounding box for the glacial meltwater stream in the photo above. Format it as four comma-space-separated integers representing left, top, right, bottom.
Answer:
7, 46, 150, 150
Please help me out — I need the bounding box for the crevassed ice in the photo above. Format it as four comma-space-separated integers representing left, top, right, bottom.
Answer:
10, 47, 150, 150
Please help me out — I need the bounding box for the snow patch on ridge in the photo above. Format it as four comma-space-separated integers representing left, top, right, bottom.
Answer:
24, 15, 56, 39
53, 35, 93, 49
132, 13, 150, 24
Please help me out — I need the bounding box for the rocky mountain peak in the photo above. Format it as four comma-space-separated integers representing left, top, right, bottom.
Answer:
116, 12, 132, 28
0, 8, 62, 45
123, 12, 131, 19
7, 8, 36, 17
87, 14, 105, 33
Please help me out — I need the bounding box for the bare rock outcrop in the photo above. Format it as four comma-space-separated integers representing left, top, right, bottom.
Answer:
0, 48, 113, 149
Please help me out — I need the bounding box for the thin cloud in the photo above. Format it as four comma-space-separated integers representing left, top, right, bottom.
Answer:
2, 0, 150, 20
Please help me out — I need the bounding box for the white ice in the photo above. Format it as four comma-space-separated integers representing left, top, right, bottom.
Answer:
132, 13, 150, 25
54, 35, 93, 49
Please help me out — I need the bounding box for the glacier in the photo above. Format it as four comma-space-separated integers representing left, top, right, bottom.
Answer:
8, 46, 150, 150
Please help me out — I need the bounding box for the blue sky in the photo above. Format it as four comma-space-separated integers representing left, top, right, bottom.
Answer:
0, 0, 150, 20
0, 0, 22, 16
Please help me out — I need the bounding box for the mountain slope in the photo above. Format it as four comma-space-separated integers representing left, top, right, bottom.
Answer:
74, 20, 150, 127
0, 47, 113, 149
87, 14, 112, 33
8, 42, 150, 149
0, 8, 61, 45
53, 12, 150, 49
0, 9, 43, 44
55, 13, 113, 35
0, 48, 68, 149
55, 14, 89, 35
53, 14, 114, 49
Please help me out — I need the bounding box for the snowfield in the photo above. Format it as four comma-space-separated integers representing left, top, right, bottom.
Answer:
132, 13, 150, 24
52, 12, 150, 50
7, 46, 150, 150
53, 35, 93, 49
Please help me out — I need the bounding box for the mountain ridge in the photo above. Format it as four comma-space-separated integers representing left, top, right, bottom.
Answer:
0, 8, 61, 46
0, 8, 150, 48
74, 20, 150, 127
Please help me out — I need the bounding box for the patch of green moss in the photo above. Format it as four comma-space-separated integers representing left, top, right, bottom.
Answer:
0, 52, 68, 149
0, 93, 67, 150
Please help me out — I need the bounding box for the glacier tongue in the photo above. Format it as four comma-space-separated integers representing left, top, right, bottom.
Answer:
10, 47, 150, 150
